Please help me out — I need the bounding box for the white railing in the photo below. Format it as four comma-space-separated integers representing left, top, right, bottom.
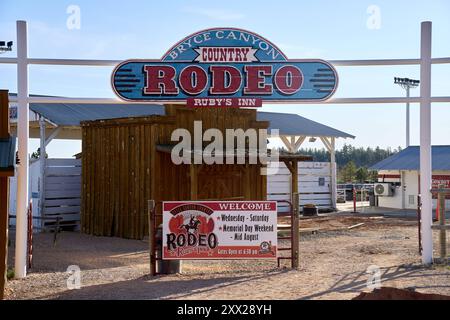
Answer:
1, 20, 449, 277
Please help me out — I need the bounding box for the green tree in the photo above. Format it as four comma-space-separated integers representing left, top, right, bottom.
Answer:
355, 167, 369, 183
342, 161, 357, 182
368, 170, 379, 182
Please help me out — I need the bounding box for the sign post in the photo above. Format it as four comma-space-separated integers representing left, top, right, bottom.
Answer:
420, 21, 433, 264
15, 20, 29, 279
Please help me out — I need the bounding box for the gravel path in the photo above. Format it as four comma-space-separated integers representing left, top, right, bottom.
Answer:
5, 215, 450, 300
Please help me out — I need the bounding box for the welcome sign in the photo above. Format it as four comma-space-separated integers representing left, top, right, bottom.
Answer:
112, 28, 338, 107
162, 201, 277, 259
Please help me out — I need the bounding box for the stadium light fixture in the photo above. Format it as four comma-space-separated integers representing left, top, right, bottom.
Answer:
394, 76, 420, 147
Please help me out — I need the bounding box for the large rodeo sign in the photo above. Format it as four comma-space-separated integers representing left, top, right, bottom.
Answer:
163, 201, 277, 259
112, 28, 338, 106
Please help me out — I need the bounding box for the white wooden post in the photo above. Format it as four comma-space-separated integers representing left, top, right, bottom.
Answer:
330, 137, 337, 210
406, 87, 410, 147
39, 116, 46, 231
15, 20, 29, 278
401, 170, 406, 209
320, 137, 337, 210
420, 21, 433, 264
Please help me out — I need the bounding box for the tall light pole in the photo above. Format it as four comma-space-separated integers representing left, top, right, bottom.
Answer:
0, 41, 13, 53
394, 77, 420, 147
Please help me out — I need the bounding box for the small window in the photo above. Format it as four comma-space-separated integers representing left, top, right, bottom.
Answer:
409, 195, 415, 205
319, 177, 325, 186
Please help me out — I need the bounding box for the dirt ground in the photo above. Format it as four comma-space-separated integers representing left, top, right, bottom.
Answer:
4, 213, 450, 300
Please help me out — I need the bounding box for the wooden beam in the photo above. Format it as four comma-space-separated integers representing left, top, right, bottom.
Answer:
283, 160, 294, 174
290, 160, 299, 269
293, 136, 306, 152
438, 187, 447, 260
0, 90, 9, 299
44, 126, 61, 147
330, 137, 337, 210
280, 136, 293, 153
292, 190, 299, 269
291, 160, 298, 195
320, 137, 332, 152
0, 90, 9, 138
0, 178, 8, 300
39, 116, 46, 230
148, 200, 156, 276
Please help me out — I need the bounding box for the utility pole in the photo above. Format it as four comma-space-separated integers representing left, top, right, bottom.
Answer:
394, 77, 420, 147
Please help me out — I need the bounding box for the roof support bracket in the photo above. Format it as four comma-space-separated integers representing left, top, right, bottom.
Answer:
281, 135, 306, 153
44, 126, 60, 147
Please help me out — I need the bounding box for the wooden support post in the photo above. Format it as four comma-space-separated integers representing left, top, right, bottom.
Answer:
292, 191, 300, 269
438, 187, 447, 261
0, 178, 7, 300
39, 116, 46, 231
287, 159, 299, 269
148, 200, 156, 276
330, 137, 337, 210
0, 90, 10, 299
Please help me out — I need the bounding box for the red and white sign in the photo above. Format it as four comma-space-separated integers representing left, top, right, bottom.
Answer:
186, 97, 262, 107
432, 175, 450, 189
194, 47, 258, 63
162, 201, 278, 260
111, 28, 338, 105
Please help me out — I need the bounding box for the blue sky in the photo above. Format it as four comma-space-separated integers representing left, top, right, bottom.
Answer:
1, 0, 449, 157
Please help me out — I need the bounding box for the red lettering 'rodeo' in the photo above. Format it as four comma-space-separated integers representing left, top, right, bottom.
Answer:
143, 65, 179, 95
244, 65, 273, 95
179, 65, 208, 95
274, 65, 303, 95
209, 66, 242, 94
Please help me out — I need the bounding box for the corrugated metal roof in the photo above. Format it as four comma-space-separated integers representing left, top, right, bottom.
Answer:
370, 146, 450, 171
257, 111, 354, 138
30, 103, 165, 126
26, 100, 354, 138
0, 137, 16, 172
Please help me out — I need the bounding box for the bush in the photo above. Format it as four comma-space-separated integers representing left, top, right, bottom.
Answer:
6, 268, 14, 280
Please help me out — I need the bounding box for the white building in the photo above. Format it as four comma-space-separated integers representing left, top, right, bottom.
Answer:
371, 145, 450, 210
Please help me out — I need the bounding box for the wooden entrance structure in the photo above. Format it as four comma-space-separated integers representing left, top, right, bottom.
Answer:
81, 105, 270, 239
1, 90, 16, 299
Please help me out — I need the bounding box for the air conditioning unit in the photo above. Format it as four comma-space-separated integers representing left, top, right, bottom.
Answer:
374, 183, 393, 196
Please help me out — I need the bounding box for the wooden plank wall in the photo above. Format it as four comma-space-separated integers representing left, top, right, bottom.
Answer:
267, 162, 332, 212
81, 107, 269, 239
43, 158, 81, 228
0, 90, 12, 300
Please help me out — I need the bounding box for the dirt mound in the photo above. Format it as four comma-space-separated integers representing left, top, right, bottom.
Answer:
353, 287, 450, 300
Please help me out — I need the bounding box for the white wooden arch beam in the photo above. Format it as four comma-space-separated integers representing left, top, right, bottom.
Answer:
320, 137, 332, 152
319, 136, 337, 209
44, 126, 61, 147
280, 135, 306, 153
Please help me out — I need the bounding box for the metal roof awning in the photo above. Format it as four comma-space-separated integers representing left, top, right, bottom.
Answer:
257, 111, 355, 139
0, 137, 16, 176
9, 94, 354, 141
370, 145, 450, 171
